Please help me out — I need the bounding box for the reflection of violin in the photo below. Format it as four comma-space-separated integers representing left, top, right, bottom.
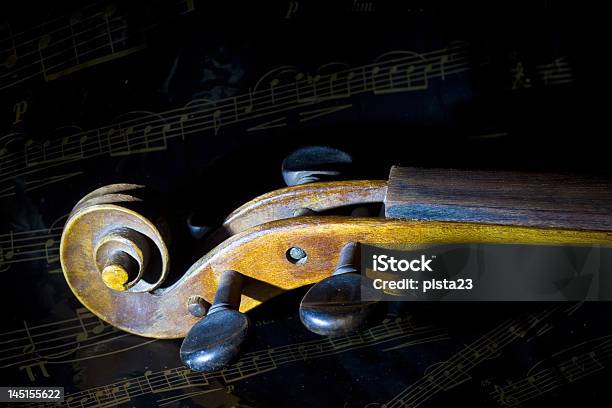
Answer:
60, 149, 612, 373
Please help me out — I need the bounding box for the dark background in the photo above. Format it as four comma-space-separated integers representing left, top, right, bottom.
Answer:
0, 1, 611, 407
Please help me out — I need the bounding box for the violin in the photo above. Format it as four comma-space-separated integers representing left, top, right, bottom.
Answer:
59, 148, 612, 373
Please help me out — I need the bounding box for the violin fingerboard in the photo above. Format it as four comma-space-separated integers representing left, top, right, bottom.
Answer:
385, 166, 612, 232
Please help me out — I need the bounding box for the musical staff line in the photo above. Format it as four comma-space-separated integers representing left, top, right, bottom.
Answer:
510, 56, 573, 89
0, 171, 83, 199
489, 335, 612, 407
0, 217, 66, 273
0, 307, 153, 370
0, 44, 472, 187
0, 0, 196, 90
15, 316, 449, 408
379, 306, 563, 408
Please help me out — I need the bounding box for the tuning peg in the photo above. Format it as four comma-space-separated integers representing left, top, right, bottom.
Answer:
299, 242, 378, 336
281, 146, 353, 186
180, 270, 250, 372
186, 211, 212, 240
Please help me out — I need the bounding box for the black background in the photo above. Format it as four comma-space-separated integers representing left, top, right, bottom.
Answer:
1, 1, 611, 407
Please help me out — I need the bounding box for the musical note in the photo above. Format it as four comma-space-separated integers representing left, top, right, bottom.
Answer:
144, 370, 155, 392
37, 34, 51, 81
75, 307, 107, 341
19, 361, 50, 382
370, 66, 381, 92
509, 325, 526, 339
526, 375, 540, 394
0, 223, 66, 272
326, 72, 353, 99
375, 63, 432, 94
178, 114, 189, 140
24, 139, 37, 167
245, 87, 254, 113
377, 307, 559, 408
104, 4, 118, 54
59, 137, 70, 159
232, 96, 239, 120
78, 135, 88, 157
2, 43, 471, 197
42, 140, 51, 161
270, 78, 280, 104
107, 127, 133, 156
69, 12, 82, 64
440, 55, 449, 80
309, 74, 321, 100
329, 73, 339, 97
511, 61, 531, 90
52, 316, 443, 404
22, 321, 36, 354
44, 238, 58, 264
0, 1, 196, 91
213, 110, 222, 135
1, 23, 17, 69
75, 308, 91, 342
493, 384, 517, 407
3, 231, 14, 263
537, 57, 573, 86
487, 334, 612, 406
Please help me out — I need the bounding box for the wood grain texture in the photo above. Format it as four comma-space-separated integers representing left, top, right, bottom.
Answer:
222, 180, 387, 234
385, 167, 612, 231
62, 209, 612, 339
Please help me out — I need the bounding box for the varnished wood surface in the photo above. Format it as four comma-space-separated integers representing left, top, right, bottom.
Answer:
222, 180, 387, 234
61, 208, 612, 339
385, 167, 612, 231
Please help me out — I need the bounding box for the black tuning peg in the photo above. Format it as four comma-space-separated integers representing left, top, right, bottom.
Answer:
281, 146, 353, 186
299, 242, 378, 336
180, 270, 250, 372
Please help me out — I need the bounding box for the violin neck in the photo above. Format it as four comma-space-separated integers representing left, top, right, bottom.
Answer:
384, 166, 612, 232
